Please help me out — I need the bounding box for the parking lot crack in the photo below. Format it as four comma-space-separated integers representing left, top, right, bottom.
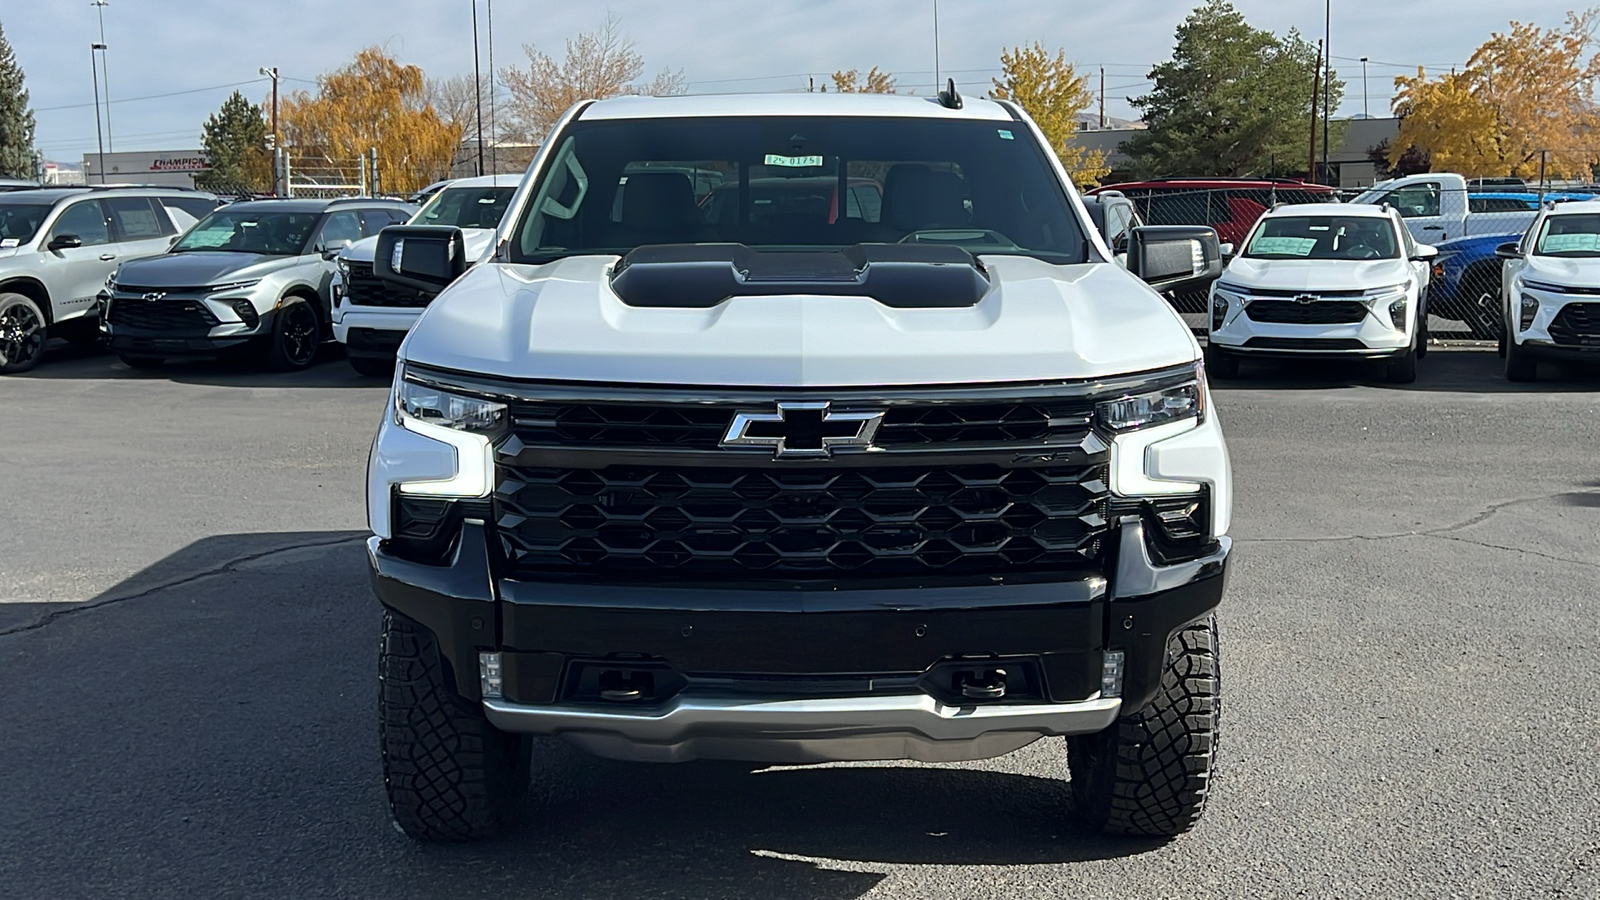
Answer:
1238, 491, 1581, 548
0, 535, 368, 638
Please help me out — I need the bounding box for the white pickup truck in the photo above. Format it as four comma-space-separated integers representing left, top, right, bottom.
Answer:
1350, 173, 1591, 243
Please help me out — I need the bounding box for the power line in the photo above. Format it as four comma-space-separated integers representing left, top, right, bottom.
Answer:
33, 77, 270, 113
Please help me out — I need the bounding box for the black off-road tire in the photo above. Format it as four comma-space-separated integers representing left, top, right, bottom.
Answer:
1385, 342, 1418, 384
347, 354, 394, 378
1203, 344, 1239, 379
380, 611, 531, 841
0, 292, 48, 374
1504, 334, 1537, 382
1068, 616, 1219, 837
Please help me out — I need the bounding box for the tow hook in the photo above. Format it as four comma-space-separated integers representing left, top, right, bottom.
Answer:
956, 668, 1008, 700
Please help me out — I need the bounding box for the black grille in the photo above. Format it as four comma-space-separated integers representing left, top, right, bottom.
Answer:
107, 296, 219, 333
345, 261, 435, 308
1548, 303, 1600, 347
1244, 299, 1368, 324
1244, 337, 1368, 351
493, 462, 1109, 581
509, 400, 1094, 452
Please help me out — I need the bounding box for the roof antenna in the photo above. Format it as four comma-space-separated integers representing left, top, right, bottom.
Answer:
938, 78, 962, 110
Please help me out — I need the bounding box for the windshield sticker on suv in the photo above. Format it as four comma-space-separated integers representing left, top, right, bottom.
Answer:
997, 129, 1015, 140
1250, 236, 1318, 256
1541, 233, 1600, 253
181, 226, 236, 249
764, 154, 823, 168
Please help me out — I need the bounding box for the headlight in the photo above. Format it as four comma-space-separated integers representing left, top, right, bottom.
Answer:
104, 270, 117, 288
395, 379, 508, 436
1364, 282, 1411, 298
1388, 297, 1407, 330
204, 279, 261, 293
1519, 293, 1539, 331
1210, 293, 1230, 331
1098, 377, 1203, 432
335, 257, 351, 277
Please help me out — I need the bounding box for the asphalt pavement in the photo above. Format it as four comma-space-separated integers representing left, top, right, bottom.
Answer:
2, 342, 1598, 899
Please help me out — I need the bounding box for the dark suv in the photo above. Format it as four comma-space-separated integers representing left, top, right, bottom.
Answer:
100, 197, 414, 370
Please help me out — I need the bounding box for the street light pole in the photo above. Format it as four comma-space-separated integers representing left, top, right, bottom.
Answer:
90, 44, 106, 184
1322, 0, 1332, 185
259, 66, 280, 195
471, 0, 485, 177
1360, 57, 1369, 118
92, 0, 112, 151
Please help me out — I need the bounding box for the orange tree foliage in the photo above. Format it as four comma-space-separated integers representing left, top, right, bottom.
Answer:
280, 48, 462, 195
991, 43, 1108, 187
830, 68, 897, 93
1392, 11, 1600, 178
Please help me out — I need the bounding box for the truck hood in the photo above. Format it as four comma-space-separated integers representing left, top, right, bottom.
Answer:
1221, 257, 1414, 292
1522, 256, 1600, 287
400, 255, 1200, 387
340, 228, 497, 265
115, 251, 303, 288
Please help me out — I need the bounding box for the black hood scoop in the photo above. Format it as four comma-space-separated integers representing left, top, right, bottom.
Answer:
609, 243, 990, 309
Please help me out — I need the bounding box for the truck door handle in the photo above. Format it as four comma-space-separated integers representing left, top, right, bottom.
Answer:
1421, 225, 1443, 231
99, 253, 117, 261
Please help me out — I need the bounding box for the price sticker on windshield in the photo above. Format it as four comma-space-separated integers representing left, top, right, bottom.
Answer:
764, 154, 823, 168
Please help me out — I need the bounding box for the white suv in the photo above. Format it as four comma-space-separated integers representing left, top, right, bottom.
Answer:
1496, 200, 1600, 381
363, 89, 1233, 842
1205, 203, 1436, 383
331, 175, 518, 376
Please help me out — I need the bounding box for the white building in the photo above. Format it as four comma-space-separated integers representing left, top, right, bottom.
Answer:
81, 149, 212, 188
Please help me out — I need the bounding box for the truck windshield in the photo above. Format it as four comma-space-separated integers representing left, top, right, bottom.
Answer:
415, 186, 515, 230
0, 203, 52, 246
508, 115, 1089, 264
172, 209, 320, 256
1243, 216, 1400, 260
1533, 214, 1600, 258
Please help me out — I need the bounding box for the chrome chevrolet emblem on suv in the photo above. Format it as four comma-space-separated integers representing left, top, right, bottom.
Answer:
141, 292, 166, 302
720, 401, 885, 458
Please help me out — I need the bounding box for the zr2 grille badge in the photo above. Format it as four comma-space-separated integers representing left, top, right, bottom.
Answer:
720, 401, 885, 459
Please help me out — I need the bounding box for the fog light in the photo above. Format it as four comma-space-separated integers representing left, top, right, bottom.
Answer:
479, 651, 503, 700
1519, 293, 1539, 331
1101, 650, 1125, 699
232, 300, 260, 329
1211, 294, 1228, 331
1388, 297, 1407, 330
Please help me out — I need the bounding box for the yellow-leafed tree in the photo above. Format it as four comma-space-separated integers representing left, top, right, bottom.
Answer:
831, 68, 897, 94
280, 48, 462, 195
1391, 11, 1600, 178
990, 43, 1108, 188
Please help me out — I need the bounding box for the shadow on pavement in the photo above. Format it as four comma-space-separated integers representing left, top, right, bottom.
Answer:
18, 339, 387, 389
0, 532, 1158, 899
1211, 347, 1600, 394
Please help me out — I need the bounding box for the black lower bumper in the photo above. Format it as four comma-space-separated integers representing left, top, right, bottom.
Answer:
1519, 339, 1600, 363
345, 327, 406, 359
369, 517, 1229, 716
106, 333, 255, 356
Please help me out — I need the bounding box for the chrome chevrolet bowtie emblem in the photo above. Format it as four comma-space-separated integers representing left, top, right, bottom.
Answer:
1294, 293, 1318, 305
141, 291, 166, 302
721, 401, 885, 458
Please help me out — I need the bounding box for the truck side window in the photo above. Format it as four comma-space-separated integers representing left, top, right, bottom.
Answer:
1386, 183, 1441, 218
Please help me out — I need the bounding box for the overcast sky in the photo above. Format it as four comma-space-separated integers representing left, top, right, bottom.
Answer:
5, 0, 1575, 164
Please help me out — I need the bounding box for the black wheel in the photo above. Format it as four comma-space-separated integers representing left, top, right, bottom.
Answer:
0, 292, 48, 374
1385, 343, 1417, 384
1203, 344, 1239, 379
265, 298, 322, 371
1415, 316, 1429, 360
380, 611, 531, 841
348, 354, 395, 378
1069, 616, 1220, 837
118, 354, 165, 371
1504, 325, 1537, 382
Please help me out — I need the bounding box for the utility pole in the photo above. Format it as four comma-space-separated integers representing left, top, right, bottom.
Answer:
92, 1, 112, 151
1360, 57, 1369, 118
1308, 41, 1321, 181
1322, 0, 1332, 185
259, 67, 280, 195
471, 0, 485, 177
1099, 66, 1105, 130
487, 0, 497, 175
90, 44, 106, 184
932, 0, 941, 94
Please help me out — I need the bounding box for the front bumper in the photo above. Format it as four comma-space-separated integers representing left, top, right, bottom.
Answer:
1210, 295, 1414, 359
332, 303, 421, 355
369, 517, 1229, 764
101, 294, 272, 357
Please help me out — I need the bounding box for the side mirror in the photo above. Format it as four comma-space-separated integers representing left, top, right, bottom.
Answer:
321, 239, 351, 260
1411, 243, 1439, 261
47, 234, 82, 252
1494, 242, 1521, 260
1128, 225, 1224, 293
1219, 242, 1236, 259
372, 225, 466, 293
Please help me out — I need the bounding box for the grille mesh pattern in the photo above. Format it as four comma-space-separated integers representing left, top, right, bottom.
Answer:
1244, 299, 1368, 324
494, 463, 1109, 579
107, 296, 219, 332
1549, 303, 1600, 347
344, 262, 435, 308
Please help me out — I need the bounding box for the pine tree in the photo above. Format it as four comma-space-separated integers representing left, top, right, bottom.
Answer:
196, 91, 272, 193
0, 19, 37, 180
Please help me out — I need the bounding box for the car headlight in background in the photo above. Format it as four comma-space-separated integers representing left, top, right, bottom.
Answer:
1364, 282, 1411, 300
1211, 293, 1229, 331
1388, 297, 1408, 330
336, 257, 351, 278
1098, 379, 1203, 432
1520, 293, 1539, 331
232, 300, 260, 328
204, 279, 261, 294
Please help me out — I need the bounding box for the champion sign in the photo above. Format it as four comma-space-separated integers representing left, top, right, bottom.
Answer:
149, 157, 212, 172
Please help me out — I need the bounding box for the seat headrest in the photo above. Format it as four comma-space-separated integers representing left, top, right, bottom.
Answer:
621, 173, 700, 228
